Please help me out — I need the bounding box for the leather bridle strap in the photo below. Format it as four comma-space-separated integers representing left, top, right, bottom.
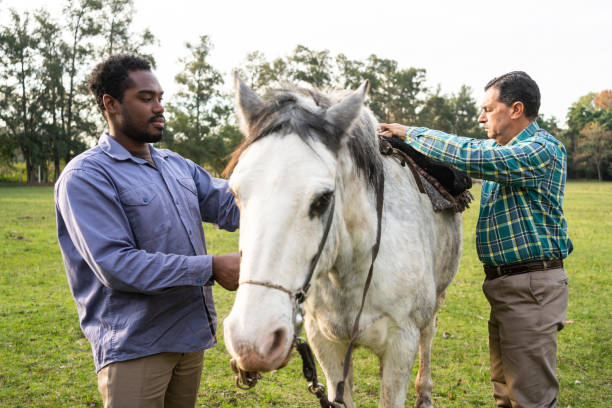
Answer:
333, 174, 384, 405
300, 194, 336, 302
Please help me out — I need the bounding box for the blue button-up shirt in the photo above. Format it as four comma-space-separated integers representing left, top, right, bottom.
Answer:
55, 133, 239, 371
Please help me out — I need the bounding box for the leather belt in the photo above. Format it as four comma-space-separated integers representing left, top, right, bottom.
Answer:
484, 259, 564, 280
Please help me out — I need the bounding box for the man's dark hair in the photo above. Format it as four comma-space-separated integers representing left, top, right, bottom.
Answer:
485, 71, 540, 119
88, 54, 152, 112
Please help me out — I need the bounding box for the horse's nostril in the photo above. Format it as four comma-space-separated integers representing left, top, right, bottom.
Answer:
268, 328, 286, 355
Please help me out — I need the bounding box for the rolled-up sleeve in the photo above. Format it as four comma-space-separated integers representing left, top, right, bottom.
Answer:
56, 167, 212, 294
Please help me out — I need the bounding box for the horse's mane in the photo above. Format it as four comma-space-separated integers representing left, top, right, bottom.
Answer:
224, 86, 384, 192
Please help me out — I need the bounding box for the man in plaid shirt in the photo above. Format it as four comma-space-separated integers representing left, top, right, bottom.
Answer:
379, 71, 572, 408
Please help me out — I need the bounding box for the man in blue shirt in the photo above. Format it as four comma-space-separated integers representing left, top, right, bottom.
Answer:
55, 55, 240, 407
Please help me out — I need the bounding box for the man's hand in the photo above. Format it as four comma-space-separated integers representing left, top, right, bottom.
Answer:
212, 252, 240, 291
378, 123, 409, 140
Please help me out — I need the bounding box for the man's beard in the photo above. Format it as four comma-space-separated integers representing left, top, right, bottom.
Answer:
121, 114, 164, 143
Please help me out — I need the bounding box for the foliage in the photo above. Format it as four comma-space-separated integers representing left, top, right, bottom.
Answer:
162, 35, 241, 175
452, 85, 486, 139
0, 10, 41, 182
336, 53, 428, 123
0, 183, 611, 406
98, 0, 157, 64
288, 45, 333, 88
537, 114, 562, 135
565, 90, 612, 180
0, 0, 156, 183
576, 122, 612, 181
2, 3, 609, 180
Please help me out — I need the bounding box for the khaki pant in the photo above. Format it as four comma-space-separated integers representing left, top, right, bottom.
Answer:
97, 351, 204, 408
483, 268, 568, 408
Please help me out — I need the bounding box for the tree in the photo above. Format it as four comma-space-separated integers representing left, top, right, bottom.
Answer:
235, 51, 290, 92
335, 53, 427, 123
0, 10, 44, 183
566, 91, 612, 179
98, 0, 157, 64
451, 85, 485, 139
237, 45, 334, 92
576, 122, 612, 181
287, 45, 332, 88
0, 1, 161, 182
164, 36, 231, 174
537, 114, 562, 136
61, 0, 104, 164
593, 90, 612, 111
387, 64, 427, 124
418, 86, 455, 132
33, 9, 69, 182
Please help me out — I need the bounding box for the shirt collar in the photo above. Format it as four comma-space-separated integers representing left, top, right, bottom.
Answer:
507, 121, 540, 146
99, 132, 169, 162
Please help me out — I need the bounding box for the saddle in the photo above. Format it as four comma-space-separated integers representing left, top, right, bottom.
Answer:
379, 136, 474, 212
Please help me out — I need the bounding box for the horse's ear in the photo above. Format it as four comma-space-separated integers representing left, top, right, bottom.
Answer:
234, 71, 264, 134
326, 80, 369, 133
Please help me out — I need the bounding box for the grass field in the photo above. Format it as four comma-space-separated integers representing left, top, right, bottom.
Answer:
0, 181, 611, 407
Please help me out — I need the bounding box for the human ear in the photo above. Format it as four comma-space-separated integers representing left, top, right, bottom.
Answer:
511, 101, 525, 119
102, 94, 120, 115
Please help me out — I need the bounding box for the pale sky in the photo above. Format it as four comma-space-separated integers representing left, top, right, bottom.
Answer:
2, 0, 611, 125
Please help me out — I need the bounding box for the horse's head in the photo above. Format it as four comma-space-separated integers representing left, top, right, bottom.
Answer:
223, 74, 379, 373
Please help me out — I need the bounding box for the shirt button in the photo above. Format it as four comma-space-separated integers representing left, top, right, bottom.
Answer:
143, 197, 148, 203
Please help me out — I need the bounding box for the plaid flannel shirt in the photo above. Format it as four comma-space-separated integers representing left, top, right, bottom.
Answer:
404, 121, 573, 266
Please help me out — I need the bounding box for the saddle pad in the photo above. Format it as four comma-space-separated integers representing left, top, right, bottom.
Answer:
420, 174, 474, 212
379, 136, 474, 212
385, 136, 472, 196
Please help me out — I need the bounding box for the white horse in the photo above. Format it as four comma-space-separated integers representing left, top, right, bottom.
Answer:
223, 74, 462, 408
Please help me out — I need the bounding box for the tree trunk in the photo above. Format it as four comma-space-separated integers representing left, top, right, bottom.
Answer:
54, 156, 61, 182
26, 160, 34, 184
596, 160, 602, 181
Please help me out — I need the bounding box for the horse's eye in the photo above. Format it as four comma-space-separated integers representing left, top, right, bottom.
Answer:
310, 192, 333, 217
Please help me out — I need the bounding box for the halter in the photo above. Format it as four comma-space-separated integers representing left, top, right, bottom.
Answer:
232, 195, 337, 402
232, 172, 385, 407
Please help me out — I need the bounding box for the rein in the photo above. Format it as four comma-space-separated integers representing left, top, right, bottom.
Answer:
232, 174, 385, 407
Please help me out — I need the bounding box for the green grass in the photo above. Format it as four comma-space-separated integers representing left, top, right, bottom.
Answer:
0, 182, 610, 407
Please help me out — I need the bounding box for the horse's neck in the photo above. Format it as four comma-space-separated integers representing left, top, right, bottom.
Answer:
335, 155, 423, 274
333, 159, 380, 278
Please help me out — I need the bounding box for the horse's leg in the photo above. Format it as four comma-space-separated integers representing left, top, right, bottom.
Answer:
414, 292, 447, 408
379, 324, 419, 408
306, 322, 355, 407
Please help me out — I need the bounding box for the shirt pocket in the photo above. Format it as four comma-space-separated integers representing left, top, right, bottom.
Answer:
118, 183, 170, 247
177, 177, 202, 220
